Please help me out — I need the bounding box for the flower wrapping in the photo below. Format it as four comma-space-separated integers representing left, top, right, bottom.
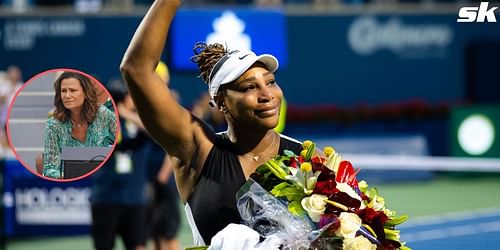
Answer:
236, 140, 411, 250
236, 179, 316, 248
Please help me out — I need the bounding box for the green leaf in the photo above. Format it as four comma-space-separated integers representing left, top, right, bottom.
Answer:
288, 200, 306, 217
385, 214, 409, 227
305, 143, 316, 161
365, 187, 379, 200
255, 165, 270, 174
270, 182, 304, 201
270, 182, 290, 193
384, 228, 401, 241
184, 246, 208, 250
400, 245, 412, 250
265, 160, 288, 180
358, 180, 368, 193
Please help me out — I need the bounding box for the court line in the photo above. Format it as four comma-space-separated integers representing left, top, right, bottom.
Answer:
343, 154, 500, 172
399, 207, 500, 228
402, 221, 500, 243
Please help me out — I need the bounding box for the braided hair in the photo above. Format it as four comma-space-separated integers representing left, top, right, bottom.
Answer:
191, 42, 228, 84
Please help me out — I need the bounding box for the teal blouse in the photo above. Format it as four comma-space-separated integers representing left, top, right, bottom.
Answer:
43, 106, 117, 178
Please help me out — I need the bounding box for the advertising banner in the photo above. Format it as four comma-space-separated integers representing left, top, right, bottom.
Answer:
2, 160, 91, 236
170, 8, 288, 70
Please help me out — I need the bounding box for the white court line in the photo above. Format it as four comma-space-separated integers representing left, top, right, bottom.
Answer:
344, 154, 500, 172
402, 221, 500, 243
400, 207, 500, 228
400, 208, 500, 243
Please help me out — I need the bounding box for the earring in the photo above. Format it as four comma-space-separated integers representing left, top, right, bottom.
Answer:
220, 106, 228, 114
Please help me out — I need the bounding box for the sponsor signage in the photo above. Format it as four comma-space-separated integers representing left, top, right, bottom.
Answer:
3, 160, 91, 236
171, 8, 288, 70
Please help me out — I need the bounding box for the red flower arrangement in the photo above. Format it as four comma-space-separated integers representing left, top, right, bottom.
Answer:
238, 140, 411, 250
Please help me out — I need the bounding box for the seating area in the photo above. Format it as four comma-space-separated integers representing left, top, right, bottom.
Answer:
8, 72, 54, 171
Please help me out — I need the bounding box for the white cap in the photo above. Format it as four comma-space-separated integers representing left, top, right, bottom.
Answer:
207, 50, 279, 99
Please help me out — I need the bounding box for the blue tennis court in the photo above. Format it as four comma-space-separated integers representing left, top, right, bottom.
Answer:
401, 208, 500, 249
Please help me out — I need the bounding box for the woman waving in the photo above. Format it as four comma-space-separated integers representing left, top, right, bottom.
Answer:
120, 0, 301, 245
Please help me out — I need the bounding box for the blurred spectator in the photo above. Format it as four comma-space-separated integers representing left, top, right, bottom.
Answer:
1, 65, 23, 127
147, 145, 181, 250
191, 93, 226, 132
181, 0, 253, 5
145, 61, 181, 250
94, 79, 113, 110
33, 0, 73, 5
0, 71, 10, 158
90, 79, 150, 250
0, 66, 23, 158
74, 0, 102, 13
0, 71, 10, 100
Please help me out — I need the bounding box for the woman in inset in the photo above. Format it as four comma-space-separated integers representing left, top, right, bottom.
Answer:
120, 0, 302, 246
43, 71, 117, 179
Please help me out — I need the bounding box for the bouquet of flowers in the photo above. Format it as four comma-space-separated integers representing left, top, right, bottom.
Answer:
236, 140, 411, 250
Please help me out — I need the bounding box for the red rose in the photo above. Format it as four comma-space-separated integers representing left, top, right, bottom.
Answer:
314, 179, 336, 195
356, 208, 389, 243
288, 156, 298, 168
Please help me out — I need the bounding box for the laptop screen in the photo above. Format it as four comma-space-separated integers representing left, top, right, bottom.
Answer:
61, 146, 113, 179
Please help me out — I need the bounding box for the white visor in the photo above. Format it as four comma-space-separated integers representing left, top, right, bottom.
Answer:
207, 50, 279, 99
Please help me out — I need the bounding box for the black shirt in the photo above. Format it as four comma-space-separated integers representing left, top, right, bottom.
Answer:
187, 133, 302, 243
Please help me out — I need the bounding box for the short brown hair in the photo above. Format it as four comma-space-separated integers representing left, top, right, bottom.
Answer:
53, 71, 98, 123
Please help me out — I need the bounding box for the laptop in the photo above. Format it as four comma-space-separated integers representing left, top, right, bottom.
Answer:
61, 146, 113, 179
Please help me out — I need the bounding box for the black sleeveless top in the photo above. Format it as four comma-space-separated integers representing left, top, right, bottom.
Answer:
188, 133, 302, 243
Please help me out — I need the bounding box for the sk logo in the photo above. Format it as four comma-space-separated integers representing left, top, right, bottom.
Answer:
457, 2, 498, 23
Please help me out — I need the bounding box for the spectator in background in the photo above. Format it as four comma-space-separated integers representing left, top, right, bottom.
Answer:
0, 66, 23, 111
191, 93, 226, 132
35, 78, 112, 175
94, 80, 114, 110
1, 65, 23, 130
147, 144, 181, 250
147, 61, 181, 250
0, 67, 21, 157
90, 79, 150, 250
42, 71, 116, 179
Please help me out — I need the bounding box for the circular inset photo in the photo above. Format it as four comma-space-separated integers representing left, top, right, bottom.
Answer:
6, 69, 118, 181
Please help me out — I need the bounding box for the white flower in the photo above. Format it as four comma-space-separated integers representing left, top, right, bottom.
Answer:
335, 212, 362, 239
286, 167, 321, 195
301, 194, 328, 222
325, 153, 342, 172
369, 195, 385, 211
336, 182, 365, 209
384, 208, 395, 217
343, 235, 377, 250
306, 172, 321, 190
